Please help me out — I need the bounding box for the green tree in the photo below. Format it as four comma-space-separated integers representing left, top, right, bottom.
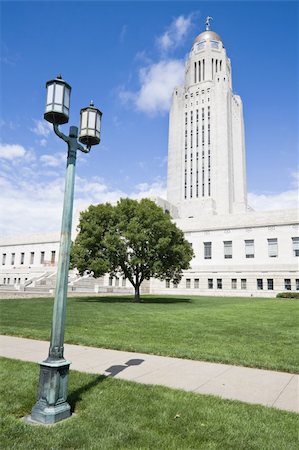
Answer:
71, 198, 194, 302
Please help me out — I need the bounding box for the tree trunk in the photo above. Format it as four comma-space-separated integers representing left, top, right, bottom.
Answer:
134, 283, 141, 302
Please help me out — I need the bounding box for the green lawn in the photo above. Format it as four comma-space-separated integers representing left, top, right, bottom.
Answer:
0, 357, 297, 450
0, 295, 298, 373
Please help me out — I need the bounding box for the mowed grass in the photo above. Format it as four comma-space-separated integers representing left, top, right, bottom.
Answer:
0, 295, 298, 372
1, 357, 298, 450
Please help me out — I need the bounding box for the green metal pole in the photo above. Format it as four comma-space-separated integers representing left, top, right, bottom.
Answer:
31, 125, 80, 424
49, 127, 77, 360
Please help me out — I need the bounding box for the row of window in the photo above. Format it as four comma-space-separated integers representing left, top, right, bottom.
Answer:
2, 277, 28, 285
1, 251, 56, 266
108, 276, 126, 287
201, 238, 299, 259
193, 58, 222, 84
166, 278, 299, 291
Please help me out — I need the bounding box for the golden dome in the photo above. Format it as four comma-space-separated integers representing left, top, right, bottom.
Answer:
193, 30, 222, 44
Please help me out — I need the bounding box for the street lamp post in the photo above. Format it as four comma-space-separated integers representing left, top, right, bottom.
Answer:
30, 75, 102, 424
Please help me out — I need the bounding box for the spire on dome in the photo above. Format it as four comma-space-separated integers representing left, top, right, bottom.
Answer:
205, 16, 213, 31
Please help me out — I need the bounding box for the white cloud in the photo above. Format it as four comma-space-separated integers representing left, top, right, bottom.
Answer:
248, 189, 298, 211
157, 14, 193, 53
31, 120, 52, 137
0, 143, 27, 160
40, 152, 66, 167
121, 59, 184, 115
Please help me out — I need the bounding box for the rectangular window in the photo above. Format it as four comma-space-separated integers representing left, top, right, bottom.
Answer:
18, 278, 21, 284
224, 241, 232, 259
204, 242, 212, 259
40, 251, 45, 264
122, 277, 126, 287
20, 252, 25, 265
109, 276, 113, 287
284, 279, 291, 291
51, 251, 56, 264
7, 278, 10, 284
115, 277, 119, 287
194, 278, 199, 289
267, 279, 274, 290
296, 279, 299, 291
3, 278, 6, 284
208, 278, 213, 289
268, 238, 278, 257
257, 279, 263, 290
30, 252, 35, 265
2, 253, 6, 265
11, 253, 15, 265
245, 240, 254, 258
231, 279, 237, 289
166, 279, 170, 288
186, 278, 191, 288
241, 279, 247, 290
217, 279, 222, 289
292, 237, 299, 256
14, 278, 17, 284
173, 281, 178, 288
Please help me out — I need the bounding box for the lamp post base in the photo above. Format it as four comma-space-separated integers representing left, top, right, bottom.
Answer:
31, 359, 71, 424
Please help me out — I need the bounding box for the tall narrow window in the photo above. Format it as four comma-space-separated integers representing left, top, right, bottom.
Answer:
211, 58, 214, 79
115, 277, 119, 287
220, 60, 222, 71
224, 241, 232, 259
51, 251, 56, 264
40, 251, 45, 264
198, 61, 201, 82
204, 242, 212, 259
268, 238, 278, 257
257, 279, 263, 290
215, 59, 218, 72
296, 279, 299, 290
267, 279, 274, 290
231, 279, 237, 289
109, 276, 113, 286
194, 62, 197, 83
166, 279, 170, 288
217, 279, 222, 289
30, 252, 34, 265
186, 278, 191, 288
2, 253, 6, 265
203, 59, 205, 80
20, 253, 25, 265
292, 237, 299, 256
208, 279, 213, 289
122, 277, 126, 287
284, 279, 291, 290
194, 279, 199, 289
245, 240, 254, 258
11, 253, 15, 265
241, 279, 247, 289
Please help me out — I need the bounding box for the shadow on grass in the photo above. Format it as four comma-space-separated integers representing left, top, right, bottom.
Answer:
68, 359, 145, 412
75, 296, 191, 304
68, 374, 106, 412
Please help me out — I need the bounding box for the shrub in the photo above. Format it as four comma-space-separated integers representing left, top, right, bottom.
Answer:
276, 292, 299, 299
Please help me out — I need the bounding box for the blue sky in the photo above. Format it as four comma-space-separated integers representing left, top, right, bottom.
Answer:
0, 1, 298, 235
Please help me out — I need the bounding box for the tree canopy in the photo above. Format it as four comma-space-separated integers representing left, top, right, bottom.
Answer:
71, 198, 194, 301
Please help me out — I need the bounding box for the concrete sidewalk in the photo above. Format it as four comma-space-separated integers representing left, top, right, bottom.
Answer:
0, 335, 298, 414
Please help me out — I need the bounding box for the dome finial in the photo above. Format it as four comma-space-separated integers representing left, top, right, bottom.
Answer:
205, 16, 213, 31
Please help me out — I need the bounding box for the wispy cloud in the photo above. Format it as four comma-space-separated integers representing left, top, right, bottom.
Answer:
0, 143, 27, 160
40, 152, 66, 167
120, 59, 184, 115
156, 14, 194, 53
119, 13, 195, 116
119, 24, 127, 44
31, 120, 52, 137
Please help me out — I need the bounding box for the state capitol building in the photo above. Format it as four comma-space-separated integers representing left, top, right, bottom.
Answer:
1, 20, 298, 296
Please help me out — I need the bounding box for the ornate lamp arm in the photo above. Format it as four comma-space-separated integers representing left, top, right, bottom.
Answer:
53, 123, 69, 143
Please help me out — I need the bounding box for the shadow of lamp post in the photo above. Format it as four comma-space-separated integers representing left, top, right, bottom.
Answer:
30, 75, 102, 424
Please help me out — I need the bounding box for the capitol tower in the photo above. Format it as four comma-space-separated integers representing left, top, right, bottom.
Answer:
167, 18, 247, 218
